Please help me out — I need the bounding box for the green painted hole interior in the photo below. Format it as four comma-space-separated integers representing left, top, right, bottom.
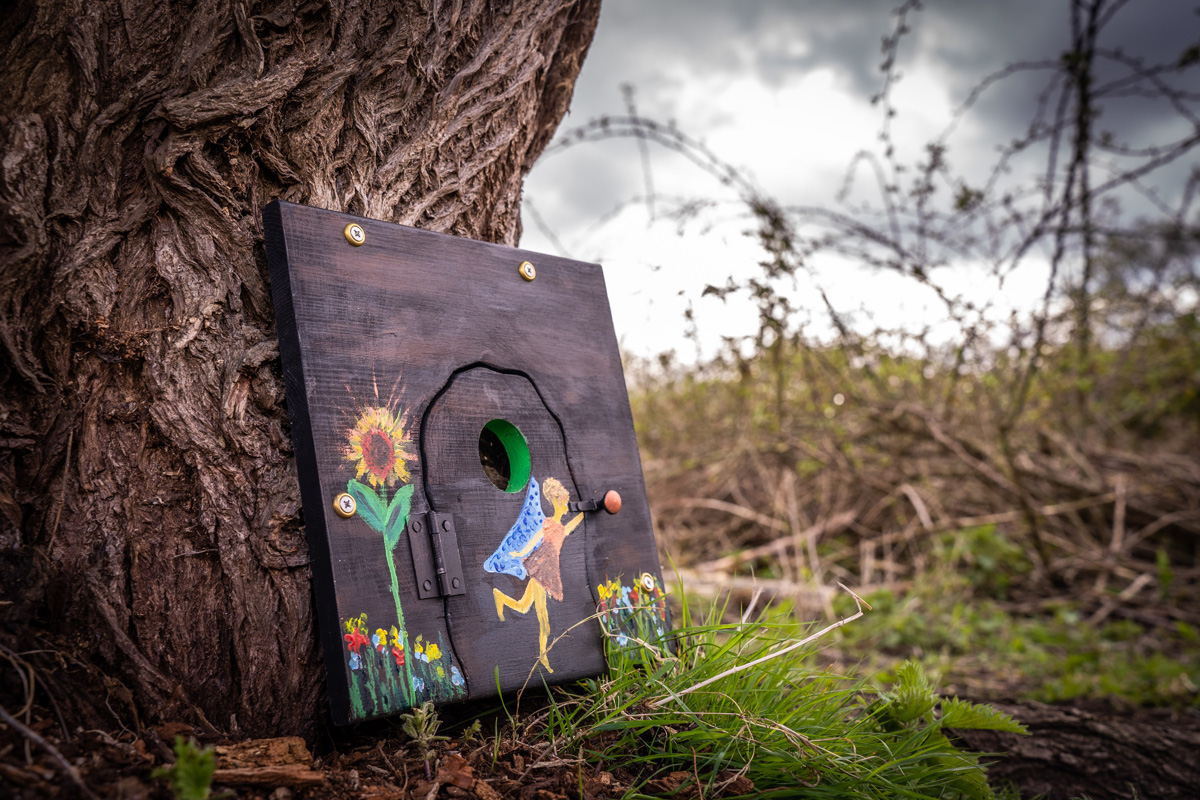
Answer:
479, 419, 531, 493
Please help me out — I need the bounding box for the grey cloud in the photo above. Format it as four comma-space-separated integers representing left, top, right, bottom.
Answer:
527, 0, 1199, 246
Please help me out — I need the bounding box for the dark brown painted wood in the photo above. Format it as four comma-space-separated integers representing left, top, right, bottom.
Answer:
263, 200, 665, 725
423, 368, 604, 695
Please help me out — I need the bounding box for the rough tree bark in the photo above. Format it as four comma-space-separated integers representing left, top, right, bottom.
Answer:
0, 0, 601, 738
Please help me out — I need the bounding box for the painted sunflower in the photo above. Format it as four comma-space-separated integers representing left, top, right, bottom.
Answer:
345, 406, 415, 488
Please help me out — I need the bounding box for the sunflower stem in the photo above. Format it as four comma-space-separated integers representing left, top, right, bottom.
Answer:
383, 536, 416, 707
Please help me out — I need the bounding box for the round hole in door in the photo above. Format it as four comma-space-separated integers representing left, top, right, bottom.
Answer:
478, 419, 531, 493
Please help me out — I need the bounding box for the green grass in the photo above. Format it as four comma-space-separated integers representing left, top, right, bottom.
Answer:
530, 588, 1026, 799
835, 592, 1200, 708
828, 529, 1200, 708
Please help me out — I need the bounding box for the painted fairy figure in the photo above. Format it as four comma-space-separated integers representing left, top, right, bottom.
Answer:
484, 476, 582, 672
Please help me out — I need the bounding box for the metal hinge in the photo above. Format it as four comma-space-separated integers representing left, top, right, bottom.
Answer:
407, 511, 466, 600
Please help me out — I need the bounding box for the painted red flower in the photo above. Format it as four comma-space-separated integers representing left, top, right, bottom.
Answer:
630, 589, 640, 604
391, 644, 405, 667
343, 628, 369, 654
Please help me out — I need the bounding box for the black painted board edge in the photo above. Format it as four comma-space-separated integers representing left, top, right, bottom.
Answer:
262, 200, 353, 726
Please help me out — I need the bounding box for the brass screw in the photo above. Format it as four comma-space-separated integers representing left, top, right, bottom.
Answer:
334, 492, 357, 518
518, 261, 536, 281
344, 223, 366, 246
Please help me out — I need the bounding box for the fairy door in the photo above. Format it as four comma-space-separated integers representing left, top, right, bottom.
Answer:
421, 368, 605, 694
263, 199, 668, 725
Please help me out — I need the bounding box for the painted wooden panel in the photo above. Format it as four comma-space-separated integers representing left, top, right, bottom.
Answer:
262, 200, 667, 725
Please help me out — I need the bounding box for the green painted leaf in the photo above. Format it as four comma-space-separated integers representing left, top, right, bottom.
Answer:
386, 483, 415, 532
382, 484, 415, 549
348, 480, 388, 534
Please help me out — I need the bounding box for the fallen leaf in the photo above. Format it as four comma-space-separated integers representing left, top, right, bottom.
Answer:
436, 753, 474, 790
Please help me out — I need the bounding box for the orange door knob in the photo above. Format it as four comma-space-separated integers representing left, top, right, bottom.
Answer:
603, 490, 622, 514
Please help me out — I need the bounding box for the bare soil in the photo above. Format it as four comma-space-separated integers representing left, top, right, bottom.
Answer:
954, 699, 1200, 800
2, 692, 1199, 800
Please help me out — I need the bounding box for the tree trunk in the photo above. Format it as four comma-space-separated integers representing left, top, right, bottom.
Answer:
0, 0, 600, 739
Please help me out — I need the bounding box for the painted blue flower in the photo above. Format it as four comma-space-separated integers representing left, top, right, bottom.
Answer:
617, 634, 628, 647
349, 652, 362, 670
450, 665, 464, 686
412, 676, 425, 693
371, 633, 381, 648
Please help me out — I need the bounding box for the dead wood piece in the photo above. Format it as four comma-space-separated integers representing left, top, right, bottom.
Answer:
693, 511, 857, 572
666, 498, 788, 532
893, 404, 1020, 496
210, 765, 327, 788
674, 569, 836, 609
1019, 462, 1200, 535
215, 736, 313, 769
940, 491, 1119, 533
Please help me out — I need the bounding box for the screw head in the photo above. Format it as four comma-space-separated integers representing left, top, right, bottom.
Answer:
452, 577, 461, 590
344, 222, 366, 246
441, 519, 452, 531
518, 261, 536, 281
411, 520, 422, 533
423, 580, 433, 592
334, 492, 357, 518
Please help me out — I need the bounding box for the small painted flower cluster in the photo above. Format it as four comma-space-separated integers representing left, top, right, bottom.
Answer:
596, 572, 669, 648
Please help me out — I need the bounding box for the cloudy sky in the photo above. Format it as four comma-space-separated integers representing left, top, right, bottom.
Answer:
519, 0, 1200, 360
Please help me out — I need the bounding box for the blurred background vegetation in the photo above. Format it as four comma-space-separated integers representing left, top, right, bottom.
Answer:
534, 0, 1200, 710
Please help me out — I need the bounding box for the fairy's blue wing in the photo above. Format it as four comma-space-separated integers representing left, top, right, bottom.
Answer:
484, 477, 544, 579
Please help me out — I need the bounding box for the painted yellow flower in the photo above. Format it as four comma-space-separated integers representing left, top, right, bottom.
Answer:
437, 665, 445, 678
426, 643, 442, 661
375, 628, 388, 646
390, 626, 401, 646
345, 406, 416, 489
